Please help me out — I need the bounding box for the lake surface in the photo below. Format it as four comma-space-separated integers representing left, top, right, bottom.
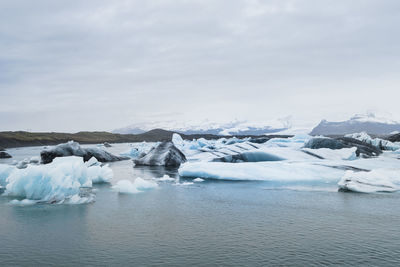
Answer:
1, 145, 400, 266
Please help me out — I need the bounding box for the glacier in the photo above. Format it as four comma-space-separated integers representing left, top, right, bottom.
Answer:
0, 156, 113, 204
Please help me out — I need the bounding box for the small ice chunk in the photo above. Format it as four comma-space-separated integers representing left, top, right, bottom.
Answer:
158, 175, 176, 182
112, 178, 158, 194
85, 157, 99, 167
29, 156, 40, 164
16, 158, 30, 169
88, 164, 113, 183
193, 178, 204, 182
9, 199, 37, 206
175, 182, 194, 186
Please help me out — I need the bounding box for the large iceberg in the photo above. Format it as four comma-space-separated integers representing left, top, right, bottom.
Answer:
179, 161, 344, 182
41, 141, 128, 164
134, 141, 186, 167
0, 156, 113, 204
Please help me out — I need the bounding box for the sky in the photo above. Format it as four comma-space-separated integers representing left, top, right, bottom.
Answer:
0, 0, 400, 132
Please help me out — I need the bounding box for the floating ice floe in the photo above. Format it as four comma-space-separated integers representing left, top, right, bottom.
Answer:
179, 161, 344, 182
157, 174, 176, 182
174, 181, 194, 186
338, 169, 400, 193
112, 178, 158, 194
0, 156, 113, 204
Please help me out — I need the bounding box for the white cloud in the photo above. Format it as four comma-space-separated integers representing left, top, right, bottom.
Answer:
0, 0, 399, 132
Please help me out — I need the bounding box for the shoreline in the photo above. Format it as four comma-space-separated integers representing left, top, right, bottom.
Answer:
0, 129, 293, 149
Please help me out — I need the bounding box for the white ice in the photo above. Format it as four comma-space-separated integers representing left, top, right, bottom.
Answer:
0, 156, 113, 204
338, 169, 400, 193
345, 132, 400, 151
179, 161, 344, 182
120, 141, 158, 159
176, 133, 400, 193
157, 174, 176, 182
112, 178, 158, 194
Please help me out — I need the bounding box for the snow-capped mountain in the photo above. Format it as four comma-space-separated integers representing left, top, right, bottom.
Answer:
310, 113, 400, 136
113, 118, 292, 136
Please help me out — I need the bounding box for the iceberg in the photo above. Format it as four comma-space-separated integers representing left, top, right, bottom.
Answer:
176, 133, 400, 193
345, 132, 400, 151
85, 157, 113, 183
0, 156, 113, 204
157, 174, 176, 182
0, 151, 12, 158
179, 161, 343, 182
304, 137, 382, 157
134, 141, 187, 167
112, 178, 158, 194
40, 141, 128, 164
338, 169, 400, 193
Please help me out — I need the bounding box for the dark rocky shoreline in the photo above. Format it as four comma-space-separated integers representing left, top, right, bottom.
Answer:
0, 129, 292, 149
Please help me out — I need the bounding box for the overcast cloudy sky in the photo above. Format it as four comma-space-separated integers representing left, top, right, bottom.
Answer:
1, 0, 399, 132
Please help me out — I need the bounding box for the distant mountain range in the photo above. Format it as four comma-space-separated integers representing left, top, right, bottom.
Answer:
113, 113, 400, 137
113, 119, 292, 136
310, 113, 400, 136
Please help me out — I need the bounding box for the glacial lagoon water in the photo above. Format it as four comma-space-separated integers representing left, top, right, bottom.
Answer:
1, 145, 400, 266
